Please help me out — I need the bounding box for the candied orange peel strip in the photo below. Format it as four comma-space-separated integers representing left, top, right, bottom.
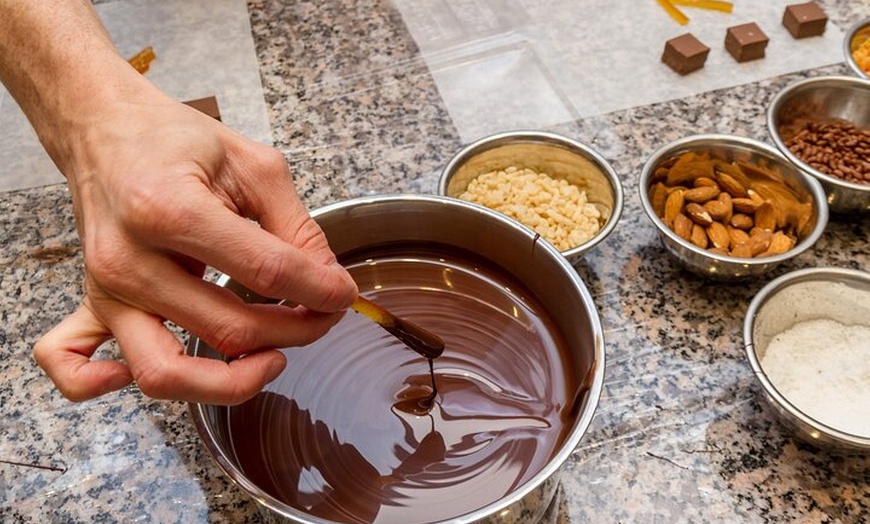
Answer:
128, 46, 156, 74
672, 0, 733, 13
656, 0, 689, 25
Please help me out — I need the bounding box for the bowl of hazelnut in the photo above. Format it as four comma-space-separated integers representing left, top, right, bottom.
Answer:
639, 134, 829, 281
767, 75, 870, 214
438, 130, 624, 265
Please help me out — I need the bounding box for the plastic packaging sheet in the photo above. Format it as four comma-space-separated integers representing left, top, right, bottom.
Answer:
0, 0, 272, 193
392, 0, 846, 142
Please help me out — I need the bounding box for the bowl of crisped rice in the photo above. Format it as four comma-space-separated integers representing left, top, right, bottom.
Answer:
438, 131, 624, 264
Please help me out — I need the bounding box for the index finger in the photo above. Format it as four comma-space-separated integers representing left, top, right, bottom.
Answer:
109, 302, 286, 405
143, 185, 356, 313
33, 303, 134, 401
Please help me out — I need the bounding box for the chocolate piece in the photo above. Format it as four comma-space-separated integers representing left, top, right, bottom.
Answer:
662, 33, 710, 75
725, 22, 769, 62
182, 95, 221, 121
782, 2, 827, 39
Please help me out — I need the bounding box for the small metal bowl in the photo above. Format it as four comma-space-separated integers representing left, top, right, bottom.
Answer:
639, 134, 828, 281
767, 75, 870, 214
744, 267, 870, 453
844, 18, 870, 79
438, 130, 624, 264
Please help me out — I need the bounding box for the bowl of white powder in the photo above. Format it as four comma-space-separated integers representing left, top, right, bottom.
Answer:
744, 267, 870, 453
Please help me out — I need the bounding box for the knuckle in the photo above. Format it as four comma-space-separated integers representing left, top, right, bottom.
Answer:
84, 240, 131, 292
121, 183, 187, 237
205, 315, 259, 355
250, 251, 289, 296
221, 379, 258, 406
132, 360, 172, 399
265, 146, 288, 167
32, 339, 50, 368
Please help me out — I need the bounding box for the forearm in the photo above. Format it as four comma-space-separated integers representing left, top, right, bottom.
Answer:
0, 0, 164, 174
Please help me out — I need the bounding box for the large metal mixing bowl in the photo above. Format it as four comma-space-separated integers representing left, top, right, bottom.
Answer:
187, 194, 606, 524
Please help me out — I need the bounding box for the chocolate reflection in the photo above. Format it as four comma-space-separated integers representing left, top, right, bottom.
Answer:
227, 244, 578, 524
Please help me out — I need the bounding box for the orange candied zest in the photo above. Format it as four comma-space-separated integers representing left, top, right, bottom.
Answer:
656, 0, 689, 25
128, 46, 156, 74
853, 37, 870, 74
671, 0, 733, 13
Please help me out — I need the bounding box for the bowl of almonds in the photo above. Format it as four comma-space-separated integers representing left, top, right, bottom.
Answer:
767, 75, 870, 214
639, 134, 829, 280
439, 130, 624, 264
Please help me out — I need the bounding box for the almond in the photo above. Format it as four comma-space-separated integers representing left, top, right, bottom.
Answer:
717, 192, 733, 223
754, 202, 777, 231
716, 172, 748, 198
730, 213, 754, 230
748, 231, 772, 256
690, 224, 708, 249
706, 222, 730, 250
731, 198, 759, 214
727, 226, 750, 248
730, 243, 753, 258
760, 231, 795, 256
703, 200, 730, 222
683, 186, 721, 203
673, 213, 693, 241
694, 177, 719, 189
747, 189, 765, 206
685, 202, 713, 226
650, 182, 668, 218
663, 189, 684, 228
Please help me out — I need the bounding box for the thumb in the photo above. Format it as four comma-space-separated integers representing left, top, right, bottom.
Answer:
33, 301, 134, 401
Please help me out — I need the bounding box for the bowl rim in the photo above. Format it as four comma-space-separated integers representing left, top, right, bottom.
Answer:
187, 193, 608, 524
437, 129, 625, 258
638, 133, 830, 266
766, 75, 870, 194
843, 18, 870, 79
743, 266, 870, 449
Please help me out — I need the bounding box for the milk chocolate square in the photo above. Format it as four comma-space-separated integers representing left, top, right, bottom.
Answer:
662, 33, 710, 76
783, 2, 827, 39
183, 95, 222, 121
725, 22, 769, 62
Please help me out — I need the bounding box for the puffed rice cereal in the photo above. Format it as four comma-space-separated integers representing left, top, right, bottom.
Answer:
458, 166, 602, 251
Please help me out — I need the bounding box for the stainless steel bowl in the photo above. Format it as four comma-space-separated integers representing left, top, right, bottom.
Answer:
438, 130, 624, 264
639, 134, 828, 281
767, 75, 870, 214
744, 267, 870, 453
844, 18, 870, 79
187, 194, 606, 524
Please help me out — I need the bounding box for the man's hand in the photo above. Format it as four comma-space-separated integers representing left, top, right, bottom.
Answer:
2, 0, 358, 404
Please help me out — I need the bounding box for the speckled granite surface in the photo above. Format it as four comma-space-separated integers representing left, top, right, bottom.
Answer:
1, 0, 868, 522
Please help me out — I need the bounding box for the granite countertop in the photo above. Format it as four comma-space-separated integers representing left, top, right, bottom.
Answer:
1, 0, 869, 522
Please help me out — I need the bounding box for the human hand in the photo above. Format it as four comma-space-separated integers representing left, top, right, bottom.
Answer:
33, 84, 358, 405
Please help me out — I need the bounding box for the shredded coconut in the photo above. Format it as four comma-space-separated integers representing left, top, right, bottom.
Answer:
760, 318, 870, 437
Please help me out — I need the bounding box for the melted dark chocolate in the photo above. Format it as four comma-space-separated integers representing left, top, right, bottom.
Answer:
227, 243, 578, 524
